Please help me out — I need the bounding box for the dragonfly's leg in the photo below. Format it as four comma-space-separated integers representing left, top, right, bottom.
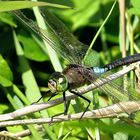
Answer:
63, 91, 67, 115
31, 96, 43, 105
48, 94, 56, 101
63, 92, 71, 116
70, 90, 91, 119
31, 90, 51, 104
49, 92, 70, 124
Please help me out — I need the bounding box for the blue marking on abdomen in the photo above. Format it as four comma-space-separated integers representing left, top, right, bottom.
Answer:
92, 67, 108, 74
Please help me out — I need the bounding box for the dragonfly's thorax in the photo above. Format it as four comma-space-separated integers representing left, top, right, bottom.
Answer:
63, 64, 94, 89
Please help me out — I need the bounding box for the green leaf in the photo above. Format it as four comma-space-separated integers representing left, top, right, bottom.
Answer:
0, 75, 12, 87
0, 1, 71, 12
0, 54, 13, 82
18, 32, 48, 62
131, 0, 140, 8
128, 0, 140, 15
0, 103, 10, 114
128, 8, 140, 15
0, 12, 17, 27
52, 0, 116, 30
13, 30, 42, 102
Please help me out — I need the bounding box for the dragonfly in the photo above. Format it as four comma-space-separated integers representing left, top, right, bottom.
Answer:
11, 8, 140, 119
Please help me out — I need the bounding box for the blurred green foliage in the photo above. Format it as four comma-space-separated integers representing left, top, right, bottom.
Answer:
0, 0, 140, 140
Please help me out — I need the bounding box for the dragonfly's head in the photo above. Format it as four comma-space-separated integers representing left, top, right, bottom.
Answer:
48, 72, 68, 94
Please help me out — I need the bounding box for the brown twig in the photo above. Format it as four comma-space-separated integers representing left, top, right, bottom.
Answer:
0, 101, 139, 127
0, 62, 137, 122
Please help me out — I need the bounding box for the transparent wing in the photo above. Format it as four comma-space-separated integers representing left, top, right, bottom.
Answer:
81, 65, 140, 103
11, 9, 88, 64
39, 8, 88, 64
98, 77, 140, 102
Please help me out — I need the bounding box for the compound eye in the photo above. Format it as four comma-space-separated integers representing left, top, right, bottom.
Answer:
48, 79, 57, 93
48, 72, 68, 93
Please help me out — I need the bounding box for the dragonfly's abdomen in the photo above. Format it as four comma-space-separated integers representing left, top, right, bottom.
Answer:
102, 53, 140, 71
63, 64, 93, 89
92, 53, 140, 74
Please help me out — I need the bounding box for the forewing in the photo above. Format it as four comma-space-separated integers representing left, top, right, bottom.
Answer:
39, 8, 88, 64
11, 9, 88, 64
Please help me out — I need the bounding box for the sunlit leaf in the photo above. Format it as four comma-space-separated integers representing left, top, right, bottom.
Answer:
0, 1, 71, 12
0, 54, 13, 82
18, 32, 48, 62
0, 75, 12, 87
